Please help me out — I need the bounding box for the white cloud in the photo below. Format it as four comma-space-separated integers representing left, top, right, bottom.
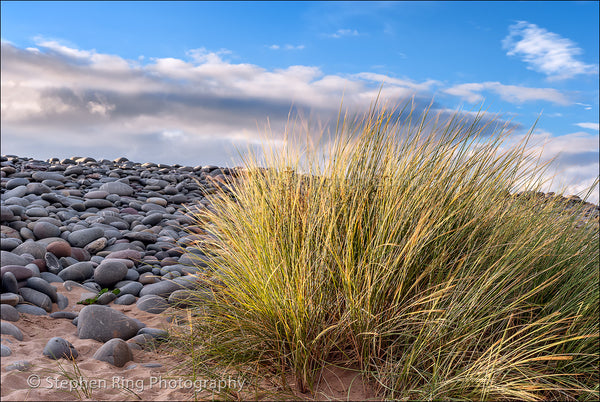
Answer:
444, 81, 570, 105
328, 28, 360, 38
1, 39, 436, 166
498, 129, 599, 203
1, 39, 597, 202
575, 122, 600, 131
575, 102, 593, 110
268, 44, 305, 50
502, 21, 598, 80
354, 72, 439, 92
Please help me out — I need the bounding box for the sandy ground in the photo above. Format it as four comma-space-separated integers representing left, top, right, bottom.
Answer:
1, 284, 378, 401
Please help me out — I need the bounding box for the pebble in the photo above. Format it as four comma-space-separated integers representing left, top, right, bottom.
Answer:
139, 280, 185, 298
136, 294, 170, 314
1, 321, 24, 340
118, 281, 143, 297
1, 265, 33, 281
77, 305, 143, 342
1, 344, 11, 357
46, 241, 72, 258
43, 337, 78, 360
1, 292, 21, 306
128, 333, 158, 349
68, 227, 104, 248
2, 271, 19, 294
25, 277, 58, 302
50, 311, 78, 319
1, 304, 20, 321
44, 251, 62, 274
137, 327, 169, 340
40, 271, 63, 283
57, 293, 69, 309
19, 287, 53, 312
0, 251, 28, 267
33, 221, 61, 239
93, 260, 128, 287
114, 293, 137, 305
169, 288, 213, 308
58, 261, 94, 281
99, 181, 134, 196
5, 360, 32, 371
93, 338, 133, 367
15, 304, 47, 315
12, 241, 46, 259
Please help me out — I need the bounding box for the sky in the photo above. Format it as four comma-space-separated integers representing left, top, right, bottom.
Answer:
1, 1, 599, 201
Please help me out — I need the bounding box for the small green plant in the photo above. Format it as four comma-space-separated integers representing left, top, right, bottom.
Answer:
171, 100, 599, 400
77, 288, 120, 305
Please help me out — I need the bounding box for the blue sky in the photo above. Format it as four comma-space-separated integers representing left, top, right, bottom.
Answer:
1, 1, 598, 200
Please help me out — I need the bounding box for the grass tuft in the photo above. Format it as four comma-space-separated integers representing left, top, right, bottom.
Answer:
171, 101, 599, 400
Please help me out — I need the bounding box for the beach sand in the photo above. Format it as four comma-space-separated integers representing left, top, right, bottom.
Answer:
1, 285, 377, 401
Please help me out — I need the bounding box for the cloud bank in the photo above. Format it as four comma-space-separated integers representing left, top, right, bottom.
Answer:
1, 39, 597, 202
0, 39, 439, 167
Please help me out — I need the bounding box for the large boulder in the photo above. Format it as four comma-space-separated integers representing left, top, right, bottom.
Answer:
77, 305, 143, 342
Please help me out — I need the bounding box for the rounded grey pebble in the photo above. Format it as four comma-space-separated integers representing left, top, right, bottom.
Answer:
15, 304, 48, 316
12, 241, 46, 260
83, 282, 102, 292
63, 280, 87, 291
168, 288, 212, 308
1, 304, 20, 321
19, 287, 53, 312
99, 181, 134, 196
124, 269, 139, 281
1, 238, 22, 251
114, 294, 137, 305
58, 261, 94, 282
138, 272, 159, 284
33, 221, 61, 239
94, 260, 128, 288
118, 281, 143, 297
93, 338, 133, 367
50, 311, 78, 319
2, 271, 19, 294
96, 291, 118, 305
125, 363, 138, 370
5, 360, 32, 372
57, 293, 69, 310
128, 333, 157, 348
139, 280, 185, 298
40, 271, 63, 283
136, 294, 169, 314
67, 227, 104, 248
1, 292, 21, 306
1, 321, 24, 340
26, 277, 58, 303
1, 251, 29, 267
43, 337, 78, 360
137, 327, 168, 340
1, 344, 11, 357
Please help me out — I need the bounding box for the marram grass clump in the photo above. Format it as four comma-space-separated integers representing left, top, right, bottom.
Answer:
170, 102, 599, 401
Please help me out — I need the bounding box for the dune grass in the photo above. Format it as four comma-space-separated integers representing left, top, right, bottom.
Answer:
171, 101, 599, 401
